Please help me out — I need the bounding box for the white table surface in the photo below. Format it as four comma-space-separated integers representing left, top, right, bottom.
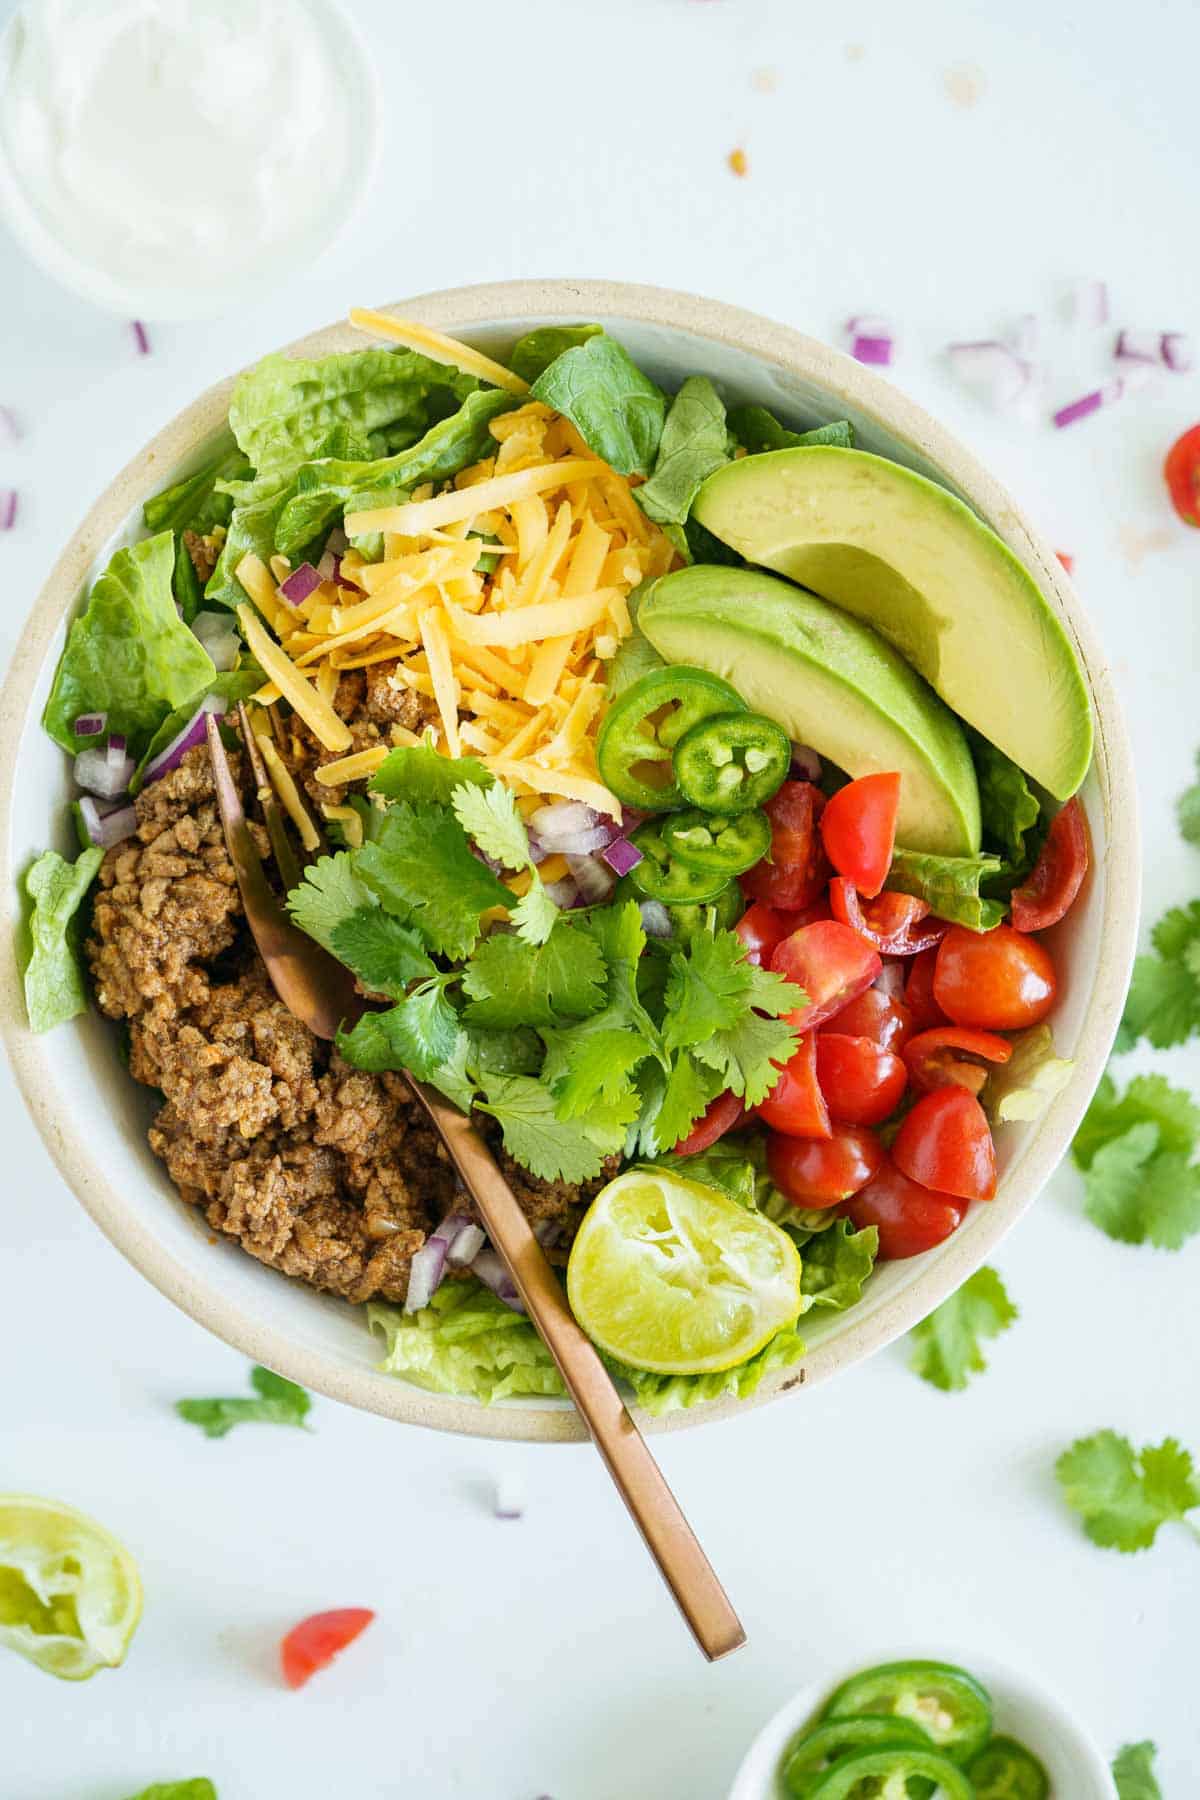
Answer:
2, 1, 1198, 1794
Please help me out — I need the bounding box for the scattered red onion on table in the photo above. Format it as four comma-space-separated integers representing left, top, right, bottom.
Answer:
0, 406, 21, 443
1053, 379, 1125, 430
0, 489, 17, 531
946, 340, 1033, 410
845, 314, 895, 366
130, 320, 151, 356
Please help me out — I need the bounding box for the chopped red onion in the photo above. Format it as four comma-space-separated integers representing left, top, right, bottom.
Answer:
191, 610, 241, 673
326, 525, 349, 555
493, 1472, 526, 1520
277, 562, 322, 605
1113, 328, 1160, 367
73, 711, 107, 738
0, 406, 20, 443
130, 320, 151, 355
75, 744, 134, 798
947, 341, 1032, 409
446, 1222, 485, 1267
638, 900, 673, 939
873, 960, 907, 1000
0, 489, 17, 531
789, 744, 822, 783
404, 1238, 448, 1314
846, 313, 890, 336
471, 1248, 525, 1312
1162, 332, 1194, 373
1068, 279, 1109, 328
602, 834, 644, 877
78, 796, 137, 849
141, 692, 230, 786
106, 733, 127, 765
566, 851, 616, 905
526, 832, 549, 866
1052, 380, 1124, 430
542, 876, 580, 909
850, 335, 893, 367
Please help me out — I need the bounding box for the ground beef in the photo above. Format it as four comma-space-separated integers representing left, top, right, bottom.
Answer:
183, 529, 221, 584
87, 709, 593, 1308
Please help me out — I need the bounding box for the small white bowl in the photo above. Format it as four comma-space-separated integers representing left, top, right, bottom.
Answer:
729, 1646, 1117, 1798
0, 0, 380, 320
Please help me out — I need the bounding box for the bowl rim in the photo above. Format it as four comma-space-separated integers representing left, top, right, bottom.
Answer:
0, 278, 1140, 1443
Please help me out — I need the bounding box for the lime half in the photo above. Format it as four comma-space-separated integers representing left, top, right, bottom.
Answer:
566, 1167, 804, 1374
0, 1494, 142, 1680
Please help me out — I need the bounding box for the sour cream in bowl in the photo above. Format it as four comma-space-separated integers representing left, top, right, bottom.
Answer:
0, 0, 379, 319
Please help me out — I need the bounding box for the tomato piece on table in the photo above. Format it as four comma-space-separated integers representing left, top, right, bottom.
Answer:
673, 1089, 748, 1155
1011, 796, 1090, 932
281, 1608, 375, 1690
755, 1035, 831, 1138
904, 947, 948, 1030
933, 923, 1057, 1030
819, 772, 901, 898
829, 879, 948, 956
844, 1155, 967, 1259
903, 1026, 1013, 1096
739, 779, 831, 909
893, 1086, 997, 1201
816, 1035, 908, 1127
821, 984, 915, 1052
771, 919, 883, 1033
1164, 422, 1200, 527
767, 1124, 884, 1207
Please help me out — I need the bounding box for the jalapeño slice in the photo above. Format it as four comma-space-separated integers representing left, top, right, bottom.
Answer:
807, 1745, 974, 1798
627, 820, 732, 904
822, 1660, 993, 1764
661, 806, 771, 878
781, 1716, 934, 1797
595, 666, 746, 811
967, 1735, 1051, 1800
666, 884, 745, 947
675, 710, 791, 814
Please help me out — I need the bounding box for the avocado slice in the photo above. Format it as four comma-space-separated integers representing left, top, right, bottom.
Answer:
692, 447, 1092, 800
639, 566, 981, 855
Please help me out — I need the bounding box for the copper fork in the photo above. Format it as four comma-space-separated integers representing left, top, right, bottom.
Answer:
207, 710, 746, 1662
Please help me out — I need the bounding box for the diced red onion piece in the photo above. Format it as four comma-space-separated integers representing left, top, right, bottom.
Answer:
638, 900, 673, 939
530, 800, 603, 849
0, 489, 17, 531
620, 807, 647, 834
78, 796, 137, 849
75, 744, 134, 798
277, 562, 322, 605
526, 832, 549, 866
404, 1238, 448, 1314
1113, 328, 1160, 366
73, 711, 107, 738
851, 335, 893, 367
789, 744, 822, 783
602, 834, 644, 877
326, 525, 349, 555
493, 1472, 526, 1519
446, 1223, 486, 1267
542, 876, 580, 909
141, 692, 230, 786
1052, 380, 1124, 430
0, 406, 20, 442
191, 609, 241, 673
1068, 279, 1109, 328
471, 1248, 525, 1312
130, 320, 151, 355
845, 313, 890, 337
106, 733, 127, 765
873, 960, 908, 1000
1162, 332, 1194, 373
566, 851, 616, 904
947, 341, 1031, 408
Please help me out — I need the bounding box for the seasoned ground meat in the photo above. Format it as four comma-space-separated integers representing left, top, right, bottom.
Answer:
183, 529, 221, 584
87, 715, 594, 1308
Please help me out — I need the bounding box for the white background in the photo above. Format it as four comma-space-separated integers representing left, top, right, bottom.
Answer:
1, 1, 1198, 1794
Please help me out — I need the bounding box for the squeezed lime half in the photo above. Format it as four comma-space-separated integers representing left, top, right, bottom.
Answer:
0, 1494, 142, 1680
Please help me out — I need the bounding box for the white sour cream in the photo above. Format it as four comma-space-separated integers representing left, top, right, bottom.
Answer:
0, 0, 365, 313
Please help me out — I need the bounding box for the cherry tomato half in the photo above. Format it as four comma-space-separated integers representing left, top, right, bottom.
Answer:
844, 1155, 966, 1259
674, 1089, 748, 1155
739, 780, 831, 909
893, 1086, 997, 1201
280, 1608, 376, 1690
756, 1034, 831, 1138
1011, 797, 1090, 933
933, 924, 1057, 1031
771, 919, 883, 1033
735, 901, 794, 968
816, 1034, 908, 1126
768, 1124, 884, 1208
829, 879, 948, 956
903, 1026, 1013, 1096
819, 772, 901, 898
1165, 422, 1200, 527
820, 985, 915, 1052
905, 947, 948, 1031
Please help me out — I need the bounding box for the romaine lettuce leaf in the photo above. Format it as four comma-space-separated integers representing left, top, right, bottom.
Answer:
799, 1218, 878, 1311
21, 845, 103, 1032
530, 335, 666, 476
613, 1324, 806, 1414
887, 848, 1008, 931
509, 324, 602, 384
142, 435, 250, 535
636, 376, 731, 527
202, 464, 299, 611
727, 405, 854, 453
129, 668, 265, 791
42, 532, 215, 758
969, 731, 1042, 867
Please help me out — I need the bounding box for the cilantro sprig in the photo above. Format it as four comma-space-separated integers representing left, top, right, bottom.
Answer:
176, 1366, 312, 1439
1072, 1073, 1200, 1249
1112, 1741, 1163, 1800
908, 1267, 1018, 1391
1056, 1429, 1200, 1552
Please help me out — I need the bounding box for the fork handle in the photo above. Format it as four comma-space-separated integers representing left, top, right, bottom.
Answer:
409, 1079, 746, 1662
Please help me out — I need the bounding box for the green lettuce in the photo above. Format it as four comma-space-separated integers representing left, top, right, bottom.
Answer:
203, 464, 299, 610
683, 515, 744, 568
42, 532, 215, 758
636, 376, 731, 527
970, 731, 1042, 867
21, 846, 103, 1032
616, 1323, 806, 1414
142, 436, 250, 536
800, 1219, 878, 1311
983, 1024, 1074, 1124
887, 848, 1008, 931
727, 405, 854, 453
509, 323, 602, 384
604, 579, 665, 698
530, 334, 666, 476
129, 668, 265, 792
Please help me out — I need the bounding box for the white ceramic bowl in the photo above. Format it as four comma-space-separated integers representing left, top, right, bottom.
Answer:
0, 281, 1140, 1441
0, 0, 380, 320
729, 1645, 1117, 1798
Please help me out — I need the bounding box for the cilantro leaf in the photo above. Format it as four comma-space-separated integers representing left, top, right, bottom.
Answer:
1178, 749, 1200, 847
1112, 1741, 1163, 1800
451, 779, 531, 870
652, 1053, 724, 1151
908, 1267, 1018, 1392
465, 1025, 543, 1076
664, 932, 799, 1103
368, 740, 493, 805
509, 878, 560, 948
176, 1365, 311, 1439
1121, 900, 1200, 1048
691, 1005, 799, 1107
1073, 1072, 1200, 1169
477, 1074, 623, 1181
287, 852, 378, 956
123, 1783, 217, 1800
337, 977, 460, 1078
427, 1030, 477, 1112
1056, 1429, 1200, 1552
462, 923, 606, 1028
357, 803, 510, 958
1077, 1119, 1200, 1250
543, 1026, 652, 1118
329, 907, 435, 997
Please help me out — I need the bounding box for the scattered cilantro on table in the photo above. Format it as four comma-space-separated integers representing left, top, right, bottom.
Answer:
908, 1267, 1018, 1392
1119, 900, 1200, 1049
175, 1366, 312, 1439
1071, 1073, 1200, 1249
1177, 748, 1200, 847
123, 1783, 217, 1800
1112, 1741, 1164, 1799
1055, 1429, 1200, 1552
